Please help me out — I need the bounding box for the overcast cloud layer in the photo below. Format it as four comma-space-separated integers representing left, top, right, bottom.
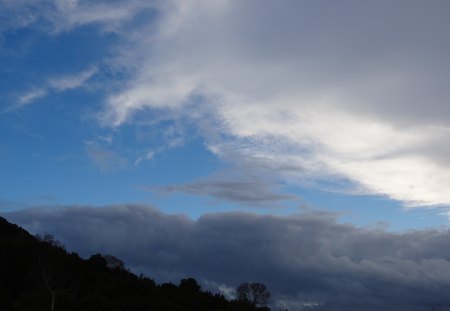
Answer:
4, 204, 450, 310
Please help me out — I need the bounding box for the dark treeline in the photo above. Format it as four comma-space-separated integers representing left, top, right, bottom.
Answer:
0, 217, 270, 311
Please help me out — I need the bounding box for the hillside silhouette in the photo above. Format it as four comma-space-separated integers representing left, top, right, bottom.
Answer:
0, 216, 270, 311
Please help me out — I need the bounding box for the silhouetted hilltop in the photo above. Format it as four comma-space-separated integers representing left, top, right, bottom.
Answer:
0, 217, 270, 311
0, 216, 31, 237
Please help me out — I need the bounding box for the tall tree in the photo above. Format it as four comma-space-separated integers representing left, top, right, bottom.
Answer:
236, 282, 270, 307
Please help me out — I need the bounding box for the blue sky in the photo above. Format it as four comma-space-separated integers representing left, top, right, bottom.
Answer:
2, 0, 450, 231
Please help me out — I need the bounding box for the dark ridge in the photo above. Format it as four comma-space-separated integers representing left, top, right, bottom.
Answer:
0, 216, 32, 237
0, 217, 270, 311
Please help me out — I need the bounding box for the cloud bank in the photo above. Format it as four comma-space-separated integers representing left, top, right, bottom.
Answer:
5, 204, 450, 310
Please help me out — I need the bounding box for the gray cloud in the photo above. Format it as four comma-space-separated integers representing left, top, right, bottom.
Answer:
155, 179, 297, 207
4, 204, 450, 310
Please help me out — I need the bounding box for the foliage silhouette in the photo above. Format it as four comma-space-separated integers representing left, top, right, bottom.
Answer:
236, 282, 270, 308
0, 216, 271, 311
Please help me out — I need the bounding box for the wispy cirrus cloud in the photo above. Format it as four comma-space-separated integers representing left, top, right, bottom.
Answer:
50, 0, 157, 33
17, 88, 48, 106
134, 150, 154, 166
12, 66, 98, 109
47, 66, 98, 91
0, 0, 157, 34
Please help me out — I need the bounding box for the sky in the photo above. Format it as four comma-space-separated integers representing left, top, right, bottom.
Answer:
2, 1, 450, 309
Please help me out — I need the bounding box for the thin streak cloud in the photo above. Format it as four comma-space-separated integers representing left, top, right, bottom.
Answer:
156, 180, 297, 207
12, 67, 98, 108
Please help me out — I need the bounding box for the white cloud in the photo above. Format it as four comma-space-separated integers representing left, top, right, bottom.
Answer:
0, 0, 157, 34
99, 1, 450, 207
48, 66, 98, 91
17, 89, 48, 106
14, 67, 98, 108
50, 0, 157, 33
134, 150, 154, 166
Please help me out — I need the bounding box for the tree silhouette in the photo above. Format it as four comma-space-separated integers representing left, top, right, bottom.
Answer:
236, 282, 270, 307
36, 234, 78, 311
179, 278, 201, 292
103, 254, 125, 270
0, 216, 273, 311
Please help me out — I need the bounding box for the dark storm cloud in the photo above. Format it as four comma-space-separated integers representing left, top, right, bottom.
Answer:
155, 180, 297, 207
4, 205, 450, 310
